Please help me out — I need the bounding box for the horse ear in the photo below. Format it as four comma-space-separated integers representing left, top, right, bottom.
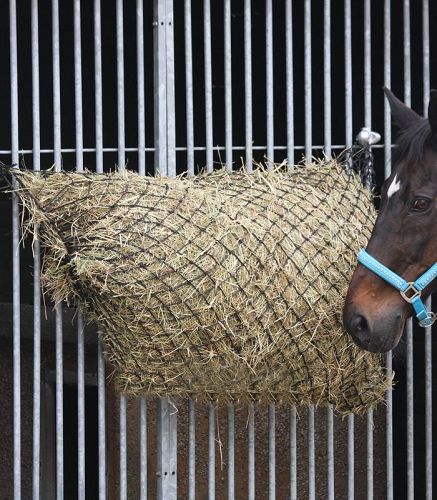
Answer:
383, 87, 421, 129
427, 90, 437, 135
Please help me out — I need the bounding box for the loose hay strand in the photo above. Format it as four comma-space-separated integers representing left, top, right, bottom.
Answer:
8, 161, 392, 415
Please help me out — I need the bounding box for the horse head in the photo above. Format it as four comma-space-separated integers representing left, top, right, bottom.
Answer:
343, 88, 437, 353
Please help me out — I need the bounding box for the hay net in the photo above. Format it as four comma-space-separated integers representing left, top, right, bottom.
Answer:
8, 159, 392, 415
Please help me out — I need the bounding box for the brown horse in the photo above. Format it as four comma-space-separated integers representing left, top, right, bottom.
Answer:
343, 88, 437, 353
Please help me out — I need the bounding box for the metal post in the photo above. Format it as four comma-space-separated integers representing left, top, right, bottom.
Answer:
208, 402, 215, 499
265, 0, 274, 168
290, 406, 296, 500
285, 0, 294, 167
304, 0, 312, 161
244, 0, 253, 171
224, 0, 233, 171
268, 404, 275, 500
185, 0, 194, 176
156, 399, 177, 500
324, 0, 331, 159
248, 403, 255, 500
228, 404, 235, 500
204, 0, 213, 172
188, 400, 195, 500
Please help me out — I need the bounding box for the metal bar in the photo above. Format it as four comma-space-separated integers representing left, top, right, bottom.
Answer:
327, 406, 334, 500
74, 2, 86, 498
94, 0, 103, 174
308, 406, 315, 500
77, 314, 86, 499
153, 0, 167, 173
348, 414, 354, 499
94, 2, 106, 498
31, 0, 41, 497
367, 409, 374, 500
423, 7, 432, 498
137, 0, 146, 175
224, 0, 232, 171
265, 0, 274, 168
188, 400, 195, 500
304, 0, 312, 161
204, 0, 213, 172
244, 0, 253, 171
384, 4, 393, 493
364, 0, 371, 128
227, 404, 235, 500
344, 0, 352, 149
52, 0, 64, 494
10, 0, 20, 497
156, 398, 177, 500
184, 0, 194, 176
363, 5, 374, 498
165, 0, 176, 176
406, 320, 414, 500
403, 0, 411, 106
97, 340, 106, 500
268, 404, 275, 500
285, 0, 294, 166
290, 406, 296, 500
116, 0, 125, 169
208, 402, 215, 499
424, 299, 432, 500
248, 403, 255, 500
120, 395, 127, 500
323, 0, 331, 159
140, 398, 147, 500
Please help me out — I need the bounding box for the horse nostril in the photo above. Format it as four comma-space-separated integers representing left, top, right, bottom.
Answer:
350, 314, 370, 342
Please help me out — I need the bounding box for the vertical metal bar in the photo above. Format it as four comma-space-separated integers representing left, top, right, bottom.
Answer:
116, 0, 125, 169
31, 0, 41, 497
403, 3, 413, 499
290, 406, 297, 500
348, 414, 354, 499
406, 320, 414, 500
140, 398, 147, 500
363, 4, 373, 499
156, 398, 177, 500
227, 404, 235, 500
308, 406, 315, 500
323, 0, 331, 159
188, 400, 195, 500
10, 0, 20, 497
265, 0, 274, 168
120, 395, 127, 500
184, 0, 194, 176
327, 406, 334, 500
165, 0, 176, 176
52, 0, 64, 496
424, 300, 432, 500
97, 340, 106, 500
77, 314, 86, 499
94, 1, 106, 498
208, 402, 215, 500
137, 0, 146, 175
204, 0, 213, 172
367, 411, 374, 500
344, 0, 352, 149
153, 0, 167, 173
345, 1, 354, 495
74, 2, 86, 497
244, 0, 253, 171
285, 0, 294, 166
248, 403, 255, 500
94, 0, 103, 174
423, 7, 432, 498
268, 404, 275, 500
304, 0, 312, 161
224, 0, 232, 171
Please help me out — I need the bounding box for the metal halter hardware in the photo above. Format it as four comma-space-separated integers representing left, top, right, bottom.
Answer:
357, 249, 437, 328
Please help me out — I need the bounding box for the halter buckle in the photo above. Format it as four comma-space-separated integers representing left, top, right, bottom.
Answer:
419, 312, 436, 328
400, 282, 422, 303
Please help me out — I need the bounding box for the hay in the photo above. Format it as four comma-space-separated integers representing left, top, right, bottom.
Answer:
9, 160, 392, 415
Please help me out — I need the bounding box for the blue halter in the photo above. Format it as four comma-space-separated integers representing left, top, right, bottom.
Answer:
357, 249, 437, 327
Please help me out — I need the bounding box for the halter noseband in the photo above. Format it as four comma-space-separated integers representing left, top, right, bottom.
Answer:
357, 249, 437, 327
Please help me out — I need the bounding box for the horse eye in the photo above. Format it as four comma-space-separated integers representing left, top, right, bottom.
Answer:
411, 198, 431, 212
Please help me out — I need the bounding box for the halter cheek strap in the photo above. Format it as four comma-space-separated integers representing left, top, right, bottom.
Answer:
357, 249, 437, 327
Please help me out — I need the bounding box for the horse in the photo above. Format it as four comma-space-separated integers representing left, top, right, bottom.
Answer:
343, 88, 437, 353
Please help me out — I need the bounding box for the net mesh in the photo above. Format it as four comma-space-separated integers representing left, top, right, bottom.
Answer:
7, 159, 392, 415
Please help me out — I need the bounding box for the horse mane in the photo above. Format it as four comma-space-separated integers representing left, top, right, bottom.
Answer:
393, 117, 437, 164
